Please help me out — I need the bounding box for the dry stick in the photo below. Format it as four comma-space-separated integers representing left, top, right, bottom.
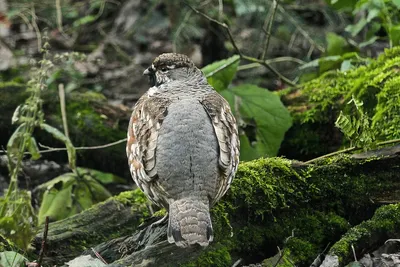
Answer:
0, 138, 128, 155
91, 248, 108, 264
38, 138, 127, 153
58, 84, 69, 139
185, 2, 296, 87
37, 216, 49, 267
186, 2, 242, 57
30, 3, 42, 52
305, 138, 400, 164
55, 0, 63, 33
261, 0, 279, 60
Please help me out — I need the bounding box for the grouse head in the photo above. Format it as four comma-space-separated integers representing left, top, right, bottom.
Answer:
143, 53, 200, 87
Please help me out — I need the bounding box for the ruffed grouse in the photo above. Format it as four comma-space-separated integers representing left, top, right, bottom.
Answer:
126, 53, 240, 247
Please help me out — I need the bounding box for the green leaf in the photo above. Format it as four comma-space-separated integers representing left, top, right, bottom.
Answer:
37, 172, 111, 224
201, 55, 240, 92
392, 0, 400, 8
389, 25, 400, 46
224, 84, 292, 160
326, 32, 348, 56
27, 137, 41, 160
6, 123, 26, 159
76, 167, 126, 184
40, 123, 76, 170
0, 251, 27, 267
345, 17, 368, 37
73, 15, 96, 28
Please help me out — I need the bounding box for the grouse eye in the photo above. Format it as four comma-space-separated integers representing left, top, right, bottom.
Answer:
161, 67, 168, 72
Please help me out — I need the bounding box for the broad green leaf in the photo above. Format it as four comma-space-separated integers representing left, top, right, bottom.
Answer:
38, 172, 111, 224
326, 32, 348, 56
225, 84, 292, 160
40, 123, 76, 170
0, 251, 27, 267
202, 55, 240, 92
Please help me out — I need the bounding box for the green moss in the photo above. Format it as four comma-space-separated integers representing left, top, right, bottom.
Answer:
203, 153, 398, 266
114, 188, 147, 206
330, 204, 400, 263
280, 46, 400, 159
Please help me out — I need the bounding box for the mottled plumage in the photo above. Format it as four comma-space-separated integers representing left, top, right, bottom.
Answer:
126, 53, 239, 247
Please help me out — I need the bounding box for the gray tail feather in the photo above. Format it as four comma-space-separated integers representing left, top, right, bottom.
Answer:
167, 198, 213, 247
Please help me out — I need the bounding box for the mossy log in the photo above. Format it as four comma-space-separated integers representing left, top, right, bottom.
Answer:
33, 145, 400, 266
279, 47, 400, 160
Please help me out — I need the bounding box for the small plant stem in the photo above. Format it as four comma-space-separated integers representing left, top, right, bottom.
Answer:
58, 83, 69, 139
305, 138, 400, 164
262, 0, 279, 60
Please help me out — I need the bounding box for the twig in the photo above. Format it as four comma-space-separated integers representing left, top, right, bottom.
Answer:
91, 248, 108, 264
30, 3, 42, 52
37, 216, 49, 267
39, 138, 127, 152
351, 244, 357, 262
185, 2, 242, 57
242, 55, 296, 86
58, 83, 69, 139
55, 0, 63, 33
261, 0, 279, 60
231, 258, 242, 267
186, 2, 296, 86
277, 5, 325, 53
237, 57, 305, 71
305, 138, 400, 164
0, 138, 127, 155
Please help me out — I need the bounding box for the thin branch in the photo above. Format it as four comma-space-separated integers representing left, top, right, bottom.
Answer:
55, 0, 63, 33
91, 248, 108, 264
37, 216, 49, 267
186, 2, 296, 86
58, 83, 69, 139
237, 57, 305, 71
277, 5, 325, 53
38, 138, 127, 152
305, 138, 400, 164
241, 55, 296, 86
261, 0, 279, 60
185, 2, 242, 57
30, 3, 42, 52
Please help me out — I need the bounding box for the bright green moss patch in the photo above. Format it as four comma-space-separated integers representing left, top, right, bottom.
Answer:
330, 204, 400, 264
280, 47, 400, 159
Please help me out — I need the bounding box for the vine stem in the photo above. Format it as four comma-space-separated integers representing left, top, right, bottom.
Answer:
305, 138, 400, 164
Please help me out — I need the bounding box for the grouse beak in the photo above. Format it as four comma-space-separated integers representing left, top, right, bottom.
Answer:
143, 68, 151, 76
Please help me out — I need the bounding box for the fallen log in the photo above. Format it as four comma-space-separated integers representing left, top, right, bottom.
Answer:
33, 145, 400, 266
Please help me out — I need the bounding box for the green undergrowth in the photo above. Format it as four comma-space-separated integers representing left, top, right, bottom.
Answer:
181, 155, 398, 266
280, 46, 400, 159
